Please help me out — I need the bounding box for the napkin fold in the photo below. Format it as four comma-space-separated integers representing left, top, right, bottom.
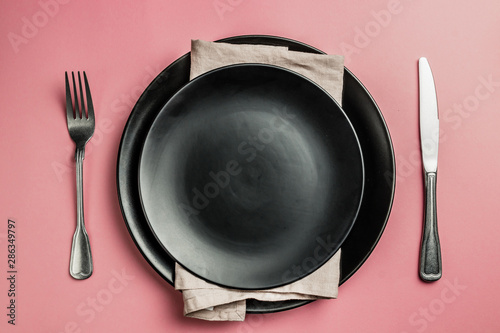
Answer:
175, 39, 345, 321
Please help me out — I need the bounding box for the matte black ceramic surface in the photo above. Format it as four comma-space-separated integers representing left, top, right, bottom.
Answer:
117, 35, 395, 312
138, 64, 364, 289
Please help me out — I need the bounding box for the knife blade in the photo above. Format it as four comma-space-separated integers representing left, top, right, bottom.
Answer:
418, 57, 442, 282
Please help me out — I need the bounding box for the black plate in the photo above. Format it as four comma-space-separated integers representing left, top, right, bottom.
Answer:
117, 35, 395, 312
138, 64, 364, 290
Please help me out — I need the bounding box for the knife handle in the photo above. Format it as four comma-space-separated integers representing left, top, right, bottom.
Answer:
419, 172, 442, 282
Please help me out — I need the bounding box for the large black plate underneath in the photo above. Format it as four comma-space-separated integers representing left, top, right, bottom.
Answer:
117, 35, 395, 313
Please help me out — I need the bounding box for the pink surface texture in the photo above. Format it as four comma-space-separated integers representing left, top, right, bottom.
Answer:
1, 0, 500, 332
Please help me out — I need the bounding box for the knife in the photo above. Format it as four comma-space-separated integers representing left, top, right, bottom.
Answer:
418, 57, 442, 282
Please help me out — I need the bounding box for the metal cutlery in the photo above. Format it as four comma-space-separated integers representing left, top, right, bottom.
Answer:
418, 57, 442, 282
65, 71, 95, 280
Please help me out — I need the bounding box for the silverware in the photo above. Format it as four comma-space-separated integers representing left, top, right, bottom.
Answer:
65, 71, 95, 280
418, 57, 442, 282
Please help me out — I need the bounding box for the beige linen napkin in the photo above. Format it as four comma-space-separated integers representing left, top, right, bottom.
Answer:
175, 39, 345, 321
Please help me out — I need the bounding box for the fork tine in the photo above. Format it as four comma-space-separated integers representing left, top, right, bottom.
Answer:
72, 72, 81, 119
65, 72, 75, 120
83, 72, 95, 122
77, 72, 87, 119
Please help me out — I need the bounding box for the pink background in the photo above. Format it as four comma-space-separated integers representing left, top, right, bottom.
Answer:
1, 0, 500, 332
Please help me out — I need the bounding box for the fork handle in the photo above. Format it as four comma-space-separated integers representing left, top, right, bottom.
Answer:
70, 148, 93, 279
419, 172, 441, 282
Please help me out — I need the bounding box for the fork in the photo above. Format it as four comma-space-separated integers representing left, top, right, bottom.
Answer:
65, 71, 95, 280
